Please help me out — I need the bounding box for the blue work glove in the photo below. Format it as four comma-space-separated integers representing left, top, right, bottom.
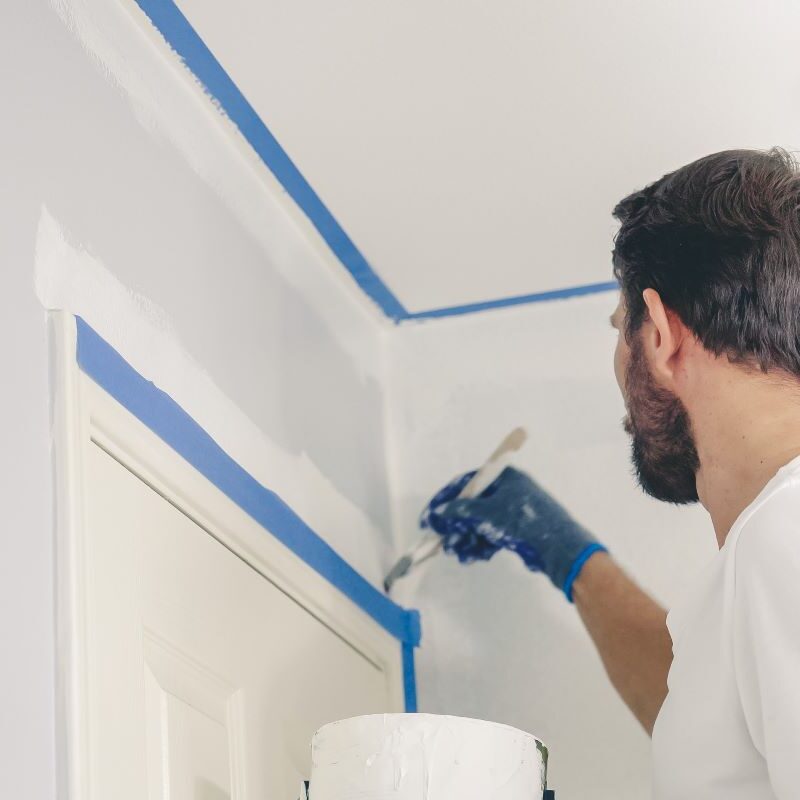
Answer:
420, 466, 608, 602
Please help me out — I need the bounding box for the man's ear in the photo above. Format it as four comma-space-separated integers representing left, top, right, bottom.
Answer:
641, 289, 684, 383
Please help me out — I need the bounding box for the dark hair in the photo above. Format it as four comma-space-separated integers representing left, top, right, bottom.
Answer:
612, 147, 800, 376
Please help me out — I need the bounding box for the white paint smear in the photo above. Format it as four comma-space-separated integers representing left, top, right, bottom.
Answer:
34, 206, 387, 585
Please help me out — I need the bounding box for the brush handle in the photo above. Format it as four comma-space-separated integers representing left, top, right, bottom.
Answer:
383, 427, 528, 592
458, 426, 527, 499
400, 428, 528, 568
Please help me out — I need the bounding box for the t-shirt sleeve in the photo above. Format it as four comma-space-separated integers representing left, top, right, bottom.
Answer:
733, 491, 800, 798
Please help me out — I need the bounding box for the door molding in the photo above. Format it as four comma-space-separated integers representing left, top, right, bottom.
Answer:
50, 311, 418, 800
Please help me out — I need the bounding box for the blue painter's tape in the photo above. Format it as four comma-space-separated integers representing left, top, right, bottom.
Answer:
132, 0, 407, 321
75, 316, 421, 647
402, 641, 418, 712
404, 280, 620, 321
130, 0, 617, 324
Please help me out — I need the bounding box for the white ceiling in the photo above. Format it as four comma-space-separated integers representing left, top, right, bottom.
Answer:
174, 0, 800, 315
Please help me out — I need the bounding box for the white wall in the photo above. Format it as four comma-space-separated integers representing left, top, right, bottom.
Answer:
1, 4, 723, 800
1, 2, 395, 797
387, 293, 718, 799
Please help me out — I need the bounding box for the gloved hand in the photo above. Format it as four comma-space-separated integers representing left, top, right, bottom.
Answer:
420, 466, 608, 601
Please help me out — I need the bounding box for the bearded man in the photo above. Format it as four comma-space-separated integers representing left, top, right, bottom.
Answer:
424, 147, 800, 800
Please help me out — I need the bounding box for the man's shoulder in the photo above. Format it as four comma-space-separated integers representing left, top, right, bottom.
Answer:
733, 474, 800, 583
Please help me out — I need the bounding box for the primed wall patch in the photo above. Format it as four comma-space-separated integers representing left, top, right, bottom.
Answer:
34, 206, 388, 584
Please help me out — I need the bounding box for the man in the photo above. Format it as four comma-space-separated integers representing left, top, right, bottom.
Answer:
423, 147, 800, 799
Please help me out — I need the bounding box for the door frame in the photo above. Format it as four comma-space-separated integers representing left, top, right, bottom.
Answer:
50, 310, 419, 800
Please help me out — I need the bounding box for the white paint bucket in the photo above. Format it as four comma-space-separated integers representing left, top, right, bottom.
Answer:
309, 713, 547, 799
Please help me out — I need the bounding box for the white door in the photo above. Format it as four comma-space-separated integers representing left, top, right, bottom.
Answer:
76, 411, 402, 800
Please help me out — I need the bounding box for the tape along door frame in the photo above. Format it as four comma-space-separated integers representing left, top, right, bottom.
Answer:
49, 310, 416, 800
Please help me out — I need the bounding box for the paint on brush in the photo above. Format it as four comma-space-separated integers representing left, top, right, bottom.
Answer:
383, 427, 528, 592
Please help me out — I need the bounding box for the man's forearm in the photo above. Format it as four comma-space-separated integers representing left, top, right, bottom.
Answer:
572, 551, 672, 734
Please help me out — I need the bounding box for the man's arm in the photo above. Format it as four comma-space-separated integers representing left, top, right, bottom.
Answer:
422, 466, 673, 734
572, 551, 672, 734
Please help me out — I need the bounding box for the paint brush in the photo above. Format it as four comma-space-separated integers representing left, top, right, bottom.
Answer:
383, 427, 528, 593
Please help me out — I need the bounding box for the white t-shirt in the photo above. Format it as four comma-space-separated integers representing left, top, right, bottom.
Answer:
652, 454, 800, 799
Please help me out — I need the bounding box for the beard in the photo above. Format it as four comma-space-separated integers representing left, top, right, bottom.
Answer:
623, 334, 700, 504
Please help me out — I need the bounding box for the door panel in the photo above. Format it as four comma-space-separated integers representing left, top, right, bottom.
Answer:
84, 440, 391, 800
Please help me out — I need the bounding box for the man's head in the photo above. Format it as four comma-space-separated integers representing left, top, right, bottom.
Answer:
610, 147, 800, 504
